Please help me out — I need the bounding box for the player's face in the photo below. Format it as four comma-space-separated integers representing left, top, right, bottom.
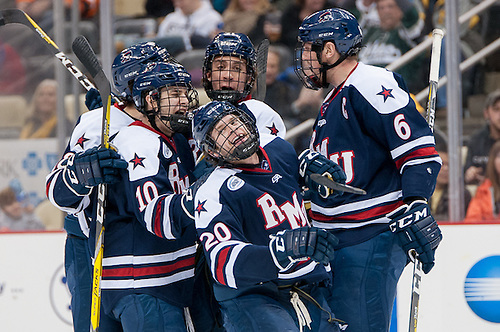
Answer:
301, 42, 322, 79
155, 85, 190, 136
210, 114, 253, 162
207, 56, 249, 92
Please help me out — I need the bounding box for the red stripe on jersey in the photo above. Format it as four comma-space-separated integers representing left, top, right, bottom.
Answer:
310, 201, 404, 221
216, 247, 231, 286
394, 146, 438, 170
102, 256, 195, 278
154, 196, 166, 238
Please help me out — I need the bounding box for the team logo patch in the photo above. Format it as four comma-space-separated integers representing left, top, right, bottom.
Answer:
266, 123, 279, 136
376, 85, 395, 102
162, 143, 173, 159
227, 176, 245, 191
129, 153, 146, 169
318, 11, 334, 23
318, 119, 327, 127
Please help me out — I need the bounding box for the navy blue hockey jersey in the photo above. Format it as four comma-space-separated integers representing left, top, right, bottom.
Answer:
193, 134, 331, 301
308, 62, 442, 247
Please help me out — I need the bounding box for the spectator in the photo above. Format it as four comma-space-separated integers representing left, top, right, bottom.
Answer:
264, 45, 297, 129
464, 90, 500, 185
465, 140, 500, 222
290, 87, 326, 152
156, 0, 222, 51
0, 40, 27, 95
279, 0, 331, 52
358, 0, 426, 93
429, 130, 471, 221
19, 79, 71, 139
222, 0, 274, 45
0, 187, 45, 231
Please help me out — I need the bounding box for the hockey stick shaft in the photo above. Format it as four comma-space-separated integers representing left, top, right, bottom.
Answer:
72, 35, 112, 332
0, 8, 95, 91
425, 29, 444, 133
408, 28, 444, 332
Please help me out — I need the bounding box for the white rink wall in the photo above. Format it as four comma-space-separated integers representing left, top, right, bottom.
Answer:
0, 224, 499, 331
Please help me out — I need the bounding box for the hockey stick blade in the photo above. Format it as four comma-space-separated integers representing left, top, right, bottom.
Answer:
426, 29, 444, 132
0, 8, 95, 91
72, 35, 111, 147
310, 173, 366, 195
254, 38, 269, 101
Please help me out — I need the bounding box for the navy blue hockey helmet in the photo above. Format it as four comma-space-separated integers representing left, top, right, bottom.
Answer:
132, 62, 198, 134
202, 32, 256, 104
112, 42, 176, 100
193, 101, 259, 163
294, 8, 363, 89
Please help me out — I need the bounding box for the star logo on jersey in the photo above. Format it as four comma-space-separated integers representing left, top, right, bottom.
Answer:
377, 85, 395, 102
76, 134, 89, 149
195, 200, 207, 216
266, 123, 279, 136
129, 153, 146, 169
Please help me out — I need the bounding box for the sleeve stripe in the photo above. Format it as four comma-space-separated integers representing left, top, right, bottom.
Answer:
394, 146, 439, 170
215, 246, 231, 286
225, 243, 249, 289
154, 196, 166, 238
390, 136, 435, 159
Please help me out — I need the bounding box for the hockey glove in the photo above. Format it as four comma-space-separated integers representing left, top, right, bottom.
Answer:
387, 200, 442, 274
269, 227, 339, 272
85, 88, 118, 111
298, 149, 346, 199
65, 147, 128, 193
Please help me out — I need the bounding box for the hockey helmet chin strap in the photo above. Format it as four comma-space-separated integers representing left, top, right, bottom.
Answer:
312, 42, 349, 89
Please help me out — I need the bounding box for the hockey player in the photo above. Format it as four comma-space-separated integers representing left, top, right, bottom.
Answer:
293, 8, 443, 332
202, 32, 286, 139
46, 42, 186, 332
98, 61, 200, 331
188, 100, 343, 331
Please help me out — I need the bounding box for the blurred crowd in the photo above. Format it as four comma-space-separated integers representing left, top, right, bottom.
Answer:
0, 0, 499, 228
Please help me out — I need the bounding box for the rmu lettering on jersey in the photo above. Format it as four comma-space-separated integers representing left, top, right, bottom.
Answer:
257, 191, 308, 229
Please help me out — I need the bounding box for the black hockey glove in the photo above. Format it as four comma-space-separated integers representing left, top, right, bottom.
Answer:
65, 147, 127, 194
387, 200, 442, 274
269, 227, 339, 272
298, 149, 346, 199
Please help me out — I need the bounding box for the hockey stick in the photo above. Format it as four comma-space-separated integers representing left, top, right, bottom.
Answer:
408, 28, 444, 332
72, 35, 112, 332
310, 173, 366, 195
0, 8, 95, 91
254, 38, 269, 101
